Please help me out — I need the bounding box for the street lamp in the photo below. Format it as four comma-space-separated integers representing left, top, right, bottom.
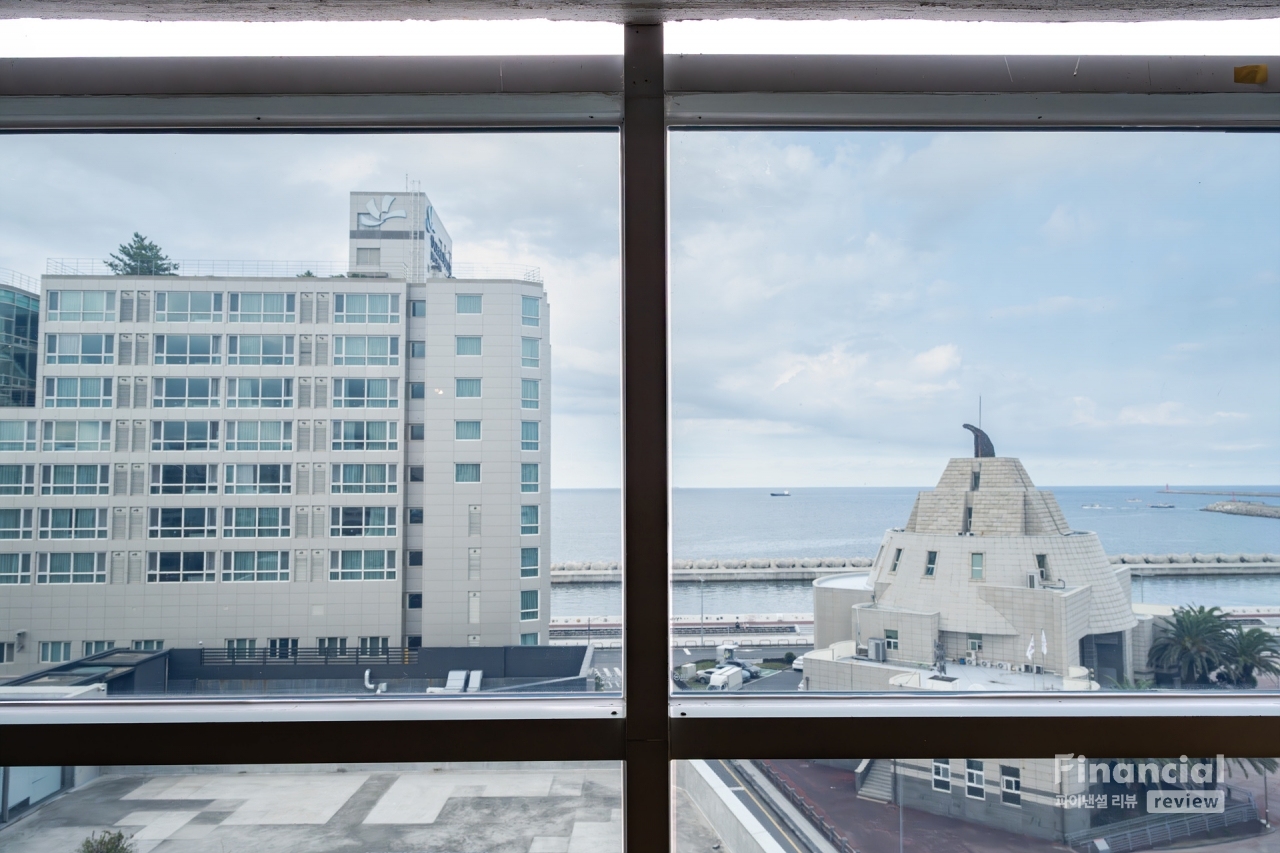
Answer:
699, 577, 705, 650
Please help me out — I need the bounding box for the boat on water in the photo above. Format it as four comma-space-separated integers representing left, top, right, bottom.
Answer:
1126, 498, 1143, 503
770, 490, 791, 497
1081, 503, 1105, 509
1150, 503, 1175, 509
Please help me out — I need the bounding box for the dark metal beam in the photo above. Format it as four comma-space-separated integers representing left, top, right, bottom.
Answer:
621, 20, 671, 853
0, 719, 627, 765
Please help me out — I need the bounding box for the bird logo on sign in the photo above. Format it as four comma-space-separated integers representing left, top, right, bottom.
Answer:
357, 195, 408, 229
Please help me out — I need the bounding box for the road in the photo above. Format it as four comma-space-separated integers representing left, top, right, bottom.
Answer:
703, 759, 815, 853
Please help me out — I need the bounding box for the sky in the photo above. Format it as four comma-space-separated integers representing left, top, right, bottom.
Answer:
670, 130, 1280, 488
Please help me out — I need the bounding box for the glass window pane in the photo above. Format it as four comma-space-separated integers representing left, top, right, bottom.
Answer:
671, 129, 1280, 695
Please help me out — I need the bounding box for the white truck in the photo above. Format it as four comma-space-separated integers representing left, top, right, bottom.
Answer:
705, 665, 743, 692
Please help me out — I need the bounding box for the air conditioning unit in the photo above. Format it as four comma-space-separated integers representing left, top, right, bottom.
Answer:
1021, 663, 1034, 673
996, 661, 1008, 670
964, 651, 977, 664
869, 638, 887, 662
1027, 573, 1038, 589
979, 659, 991, 668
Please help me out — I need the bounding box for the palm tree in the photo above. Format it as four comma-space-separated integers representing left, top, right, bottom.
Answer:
1223, 626, 1280, 688
1148, 605, 1232, 685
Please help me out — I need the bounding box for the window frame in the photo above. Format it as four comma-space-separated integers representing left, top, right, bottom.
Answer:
3, 42, 1278, 853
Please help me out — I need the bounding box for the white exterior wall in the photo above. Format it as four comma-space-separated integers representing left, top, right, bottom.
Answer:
411, 278, 550, 647
0, 268, 548, 676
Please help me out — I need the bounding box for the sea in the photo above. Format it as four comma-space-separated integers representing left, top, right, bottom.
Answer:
549, 486, 1280, 617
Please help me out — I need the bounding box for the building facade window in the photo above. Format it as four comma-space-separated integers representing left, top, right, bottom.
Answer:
884, 629, 899, 650
46, 333, 114, 365
335, 293, 398, 323
520, 589, 539, 621
40, 641, 72, 663
890, 548, 902, 572
521, 547, 539, 578
224, 507, 290, 538
521, 379, 539, 410
0, 464, 34, 495
331, 420, 397, 450
455, 420, 481, 440
967, 633, 983, 652
228, 335, 294, 365
155, 291, 221, 322
229, 292, 294, 323
0, 508, 32, 540
132, 640, 164, 651
0, 553, 32, 584
932, 760, 951, 792
521, 296, 540, 326
38, 552, 107, 584
965, 760, 985, 799
409, 300, 426, 317
317, 637, 347, 656
226, 638, 257, 659
1000, 766, 1021, 806
330, 506, 396, 537
148, 507, 217, 538
154, 334, 220, 365
456, 294, 481, 314
151, 464, 218, 495
152, 420, 219, 451
456, 336, 482, 356
521, 463, 539, 493
521, 505, 539, 535
408, 550, 423, 566
521, 632, 539, 646
44, 421, 110, 452
41, 464, 110, 495
407, 593, 422, 609
970, 552, 984, 580
359, 636, 389, 655
268, 637, 297, 659
38, 508, 103, 540
47, 290, 115, 322
521, 421, 539, 451
0, 420, 37, 451
334, 377, 397, 408
925, 550, 937, 576
455, 378, 481, 398
334, 463, 397, 494
334, 336, 398, 365
224, 420, 289, 451
409, 382, 425, 399
224, 464, 291, 494
329, 549, 396, 581
408, 423, 424, 440
154, 377, 219, 408
408, 466, 424, 482
1036, 553, 1048, 579
409, 341, 426, 358
84, 640, 115, 657
408, 507, 423, 524
227, 377, 293, 408
147, 551, 215, 583
221, 550, 290, 582
45, 377, 113, 408
455, 463, 480, 483
521, 337, 539, 367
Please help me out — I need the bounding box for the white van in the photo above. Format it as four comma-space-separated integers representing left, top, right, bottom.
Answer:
706, 665, 743, 692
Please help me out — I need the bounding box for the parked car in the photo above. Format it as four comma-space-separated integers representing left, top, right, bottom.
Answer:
706, 665, 743, 692
791, 656, 805, 672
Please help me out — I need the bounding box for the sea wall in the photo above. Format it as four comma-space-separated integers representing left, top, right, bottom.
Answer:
551, 557, 873, 583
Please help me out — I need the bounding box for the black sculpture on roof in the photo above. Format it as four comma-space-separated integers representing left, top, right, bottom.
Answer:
962, 424, 996, 458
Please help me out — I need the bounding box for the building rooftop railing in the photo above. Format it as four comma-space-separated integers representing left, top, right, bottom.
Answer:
0, 267, 40, 295
45, 258, 542, 283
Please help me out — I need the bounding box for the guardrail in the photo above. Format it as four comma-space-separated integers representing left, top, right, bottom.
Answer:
0, 267, 40, 294
45, 258, 542, 282
755, 758, 860, 853
1065, 790, 1259, 852
200, 646, 418, 666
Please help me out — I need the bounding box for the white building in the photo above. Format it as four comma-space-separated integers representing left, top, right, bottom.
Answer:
0, 190, 547, 676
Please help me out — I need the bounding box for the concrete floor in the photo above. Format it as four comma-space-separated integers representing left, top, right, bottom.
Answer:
0, 765, 640, 853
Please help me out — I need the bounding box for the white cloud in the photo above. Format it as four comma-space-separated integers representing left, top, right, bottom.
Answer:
1041, 204, 1099, 243
912, 344, 960, 376
1116, 402, 1192, 426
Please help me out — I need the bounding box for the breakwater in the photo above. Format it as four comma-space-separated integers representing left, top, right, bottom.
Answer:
551, 557, 873, 584
550, 553, 1280, 583
1203, 501, 1280, 520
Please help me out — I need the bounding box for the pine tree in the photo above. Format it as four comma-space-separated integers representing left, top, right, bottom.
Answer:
106, 233, 178, 276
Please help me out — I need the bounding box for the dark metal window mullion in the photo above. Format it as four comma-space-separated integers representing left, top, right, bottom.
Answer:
621, 22, 671, 853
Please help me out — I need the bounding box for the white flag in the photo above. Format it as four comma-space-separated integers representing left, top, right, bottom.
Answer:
1026, 638, 1035, 660
1042, 630, 1048, 655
